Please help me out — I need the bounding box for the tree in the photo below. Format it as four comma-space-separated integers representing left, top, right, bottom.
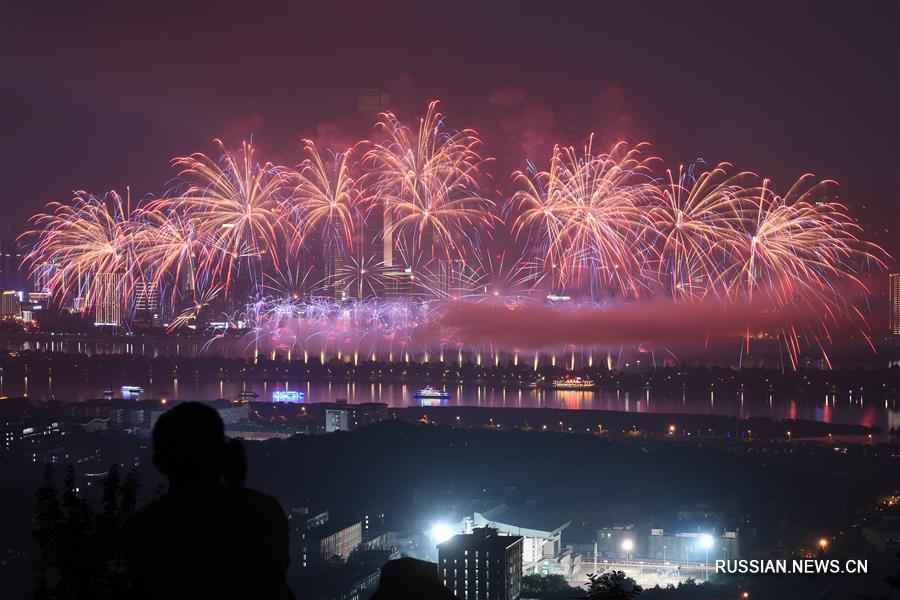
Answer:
57, 465, 96, 600
32, 465, 63, 600
522, 573, 577, 598
585, 571, 642, 600
31, 464, 140, 600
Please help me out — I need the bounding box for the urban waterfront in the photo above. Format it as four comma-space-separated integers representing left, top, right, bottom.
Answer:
2, 350, 897, 431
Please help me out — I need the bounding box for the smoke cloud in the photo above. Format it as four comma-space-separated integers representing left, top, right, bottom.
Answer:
418, 299, 813, 351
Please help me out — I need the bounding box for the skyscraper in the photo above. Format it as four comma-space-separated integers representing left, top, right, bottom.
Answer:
93, 272, 124, 327
133, 281, 161, 327
437, 527, 523, 600
0, 237, 26, 291
356, 88, 393, 273
356, 89, 390, 119
1, 290, 22, 320
321, 243, 345, 301
890, 273, 900, 337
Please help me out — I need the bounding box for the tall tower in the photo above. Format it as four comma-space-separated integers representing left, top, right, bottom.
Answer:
382, 208, 393, 268
322, 243, 345, 301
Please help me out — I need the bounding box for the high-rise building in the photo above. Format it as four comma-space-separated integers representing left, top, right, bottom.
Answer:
93, 272, 124, 327
382, 267, 414, 299
1, 290, 23, 319
31, 260, 58, 295
0, 238, 26, 291
382, 208, 394, 268
133, 281, 161, 326
434, 259, 467, 299
437, 527, 523, 600
321, 243, 345, 301
357, 89, 391, 119
891, 273, 900, 337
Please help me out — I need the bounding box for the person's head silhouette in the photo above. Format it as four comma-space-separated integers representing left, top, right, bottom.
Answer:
152, 402, 225, 488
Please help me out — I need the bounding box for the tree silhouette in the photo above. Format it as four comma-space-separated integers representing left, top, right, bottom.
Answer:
30, 463, 140, 600
32, 465, 63, 600
521, 573, 577, 598
585, 571, 643, 600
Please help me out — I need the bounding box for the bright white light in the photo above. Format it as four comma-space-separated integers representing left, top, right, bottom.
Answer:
430, 523, 454, 544
699, 534, 715, 550
621, 539, 634, 552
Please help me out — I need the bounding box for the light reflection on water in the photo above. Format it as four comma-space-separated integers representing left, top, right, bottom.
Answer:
0, 373, 895, 429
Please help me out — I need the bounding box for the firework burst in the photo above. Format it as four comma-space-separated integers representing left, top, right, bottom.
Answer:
512, 137, 658, 298
16, 101, 892, 369
132, 205, 206, 305
166, 140, 289, 293
649, 162, 753, 301
22, 190, 134, 313
288, 140, 365, 255
365, 101, 495, 264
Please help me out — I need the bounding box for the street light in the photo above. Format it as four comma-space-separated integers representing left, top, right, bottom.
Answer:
818, 538, 829, 552
699, 534, 714, 582
430, 523, 454, 545
621, 539, 634, 564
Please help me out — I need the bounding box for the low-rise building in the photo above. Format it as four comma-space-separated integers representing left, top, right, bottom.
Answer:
646, 527, 740, 563
464, 503, 570, 574
597, 524, 645, 559
326, 409, 349, 432
319, 520, 363, 562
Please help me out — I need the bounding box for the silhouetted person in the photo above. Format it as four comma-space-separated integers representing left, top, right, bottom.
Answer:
370, 557, 456, 599
124, 402, 292, 600
223, 437, 248, 486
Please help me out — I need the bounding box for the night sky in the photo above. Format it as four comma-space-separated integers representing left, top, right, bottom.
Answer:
2, 1, 898, 262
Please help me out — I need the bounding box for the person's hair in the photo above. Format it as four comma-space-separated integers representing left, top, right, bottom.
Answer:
152, 402, 225, 485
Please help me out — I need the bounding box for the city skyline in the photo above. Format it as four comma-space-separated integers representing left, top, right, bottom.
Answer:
3, 98, 894, 370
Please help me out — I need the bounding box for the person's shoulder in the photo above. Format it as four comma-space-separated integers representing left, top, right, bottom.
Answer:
124, 494, 171, 537
231, 486, 285, 515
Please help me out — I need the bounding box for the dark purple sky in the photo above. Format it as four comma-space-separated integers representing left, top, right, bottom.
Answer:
2, 0, 898, 261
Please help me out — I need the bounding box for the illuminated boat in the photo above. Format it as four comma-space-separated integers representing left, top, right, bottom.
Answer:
550, 376, 595, 390
272, 390, 304, 403
121, 385, 144, 398
414, 386, 450, 403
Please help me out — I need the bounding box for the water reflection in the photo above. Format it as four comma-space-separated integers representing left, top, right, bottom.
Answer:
2, 347, 896, 431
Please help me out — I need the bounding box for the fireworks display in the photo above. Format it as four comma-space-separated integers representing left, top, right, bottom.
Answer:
18, 101, 891, 369
365, 101, 494, 264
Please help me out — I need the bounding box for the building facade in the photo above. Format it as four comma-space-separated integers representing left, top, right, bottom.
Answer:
133, 281, 161, 327
646, 528, 740, 563
890, 273, 900, 337
326, 409, 349, 433
319, 521, 363, 562
1, 290, 22, 319
93, 272, 124, 327
463, 503, 570, 574
438, 527, 523, 600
